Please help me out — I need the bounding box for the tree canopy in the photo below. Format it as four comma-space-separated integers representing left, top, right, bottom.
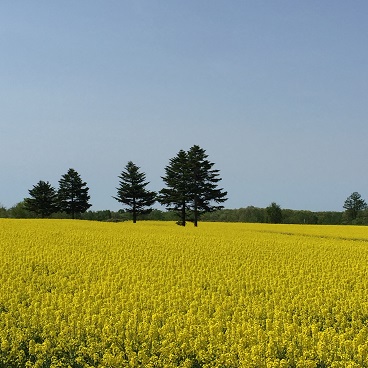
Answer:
266, 202, 283, 224
159, 145, 227, 226
24, 181, 59, 218
343, 192, 367, 222
187, 145, 227, 226
159, 150, 191, 225
113, 161, 156, 223
58, 168, 91, 219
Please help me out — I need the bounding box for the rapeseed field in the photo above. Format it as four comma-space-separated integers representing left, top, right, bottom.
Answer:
0, 219, 368, 367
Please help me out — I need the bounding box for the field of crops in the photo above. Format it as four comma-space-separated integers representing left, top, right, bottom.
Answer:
0, 219, 368, 367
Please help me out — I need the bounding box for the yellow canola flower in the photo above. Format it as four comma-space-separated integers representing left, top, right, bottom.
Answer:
0, 219, 368, 367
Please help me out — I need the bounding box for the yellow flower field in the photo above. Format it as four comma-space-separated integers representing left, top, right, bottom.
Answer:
0, 219, 368, 367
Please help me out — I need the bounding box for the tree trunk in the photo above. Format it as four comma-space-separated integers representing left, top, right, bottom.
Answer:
133, 198, 137, 223
181, 202, 186, 226
194, 197, 198, 227
71, 196, 75, 219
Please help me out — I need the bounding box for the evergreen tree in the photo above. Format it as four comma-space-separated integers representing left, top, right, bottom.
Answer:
266, 202, 283, 223
58, 168, 91, 219
343, 192, 367, 221
24, 181, 59, 218
187, 145, 227, 226
159, 150, 191, 226
113, 161, 156, 223
159, 145, 227, 227
0, 204, 7, 218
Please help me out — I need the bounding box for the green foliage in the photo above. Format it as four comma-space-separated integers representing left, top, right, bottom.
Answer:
187, 145, 227, 226
3, 204, 344, 225
8, 201, 35, 219
343, 208, 368, 225
355, 208, 368, 225
314, 211, 343, 225
113, 161, 156, 223
266, 202, 283, 224
239, 206, 267, 223
140, 208, 177, 221
24, 180, 59, 218
203, 206, 267, 223
159, 150, 191, 226
0, 204, 7, 218
159, 145, 227, 226
343, 192, 367, 222
202, 206, 343, 225
282, 209, 318, 224
58, 168, 92, 219
82, 210, 113, 221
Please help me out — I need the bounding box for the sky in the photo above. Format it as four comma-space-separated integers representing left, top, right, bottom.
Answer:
1, 1, 368, 212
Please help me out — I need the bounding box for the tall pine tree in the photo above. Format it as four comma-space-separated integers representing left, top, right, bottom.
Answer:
159, 145, 227, 226
159, 150, 191, 226
24, 180, 59, 218
187, 145, 227, 226
266, 202, 283, 224
58, 168, 91, 219
113, 161, 156, 223
343, 192, 367, 221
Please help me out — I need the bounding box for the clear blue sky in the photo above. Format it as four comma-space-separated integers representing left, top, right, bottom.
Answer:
1, 1, 368, 212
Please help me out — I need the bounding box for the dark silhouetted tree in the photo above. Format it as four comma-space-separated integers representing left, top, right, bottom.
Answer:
159, 150, 191, 226
24, 180, 59, 218
343, 192, 367, 221
113, 161, 156, 223
159, 145, 227, 226
0, 204, 7, 218
266, 202, 283, 223
58, 168, 91, 219
187, 145, 227, 226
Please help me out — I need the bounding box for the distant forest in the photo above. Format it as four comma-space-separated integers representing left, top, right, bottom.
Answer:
1, 203, 368, 225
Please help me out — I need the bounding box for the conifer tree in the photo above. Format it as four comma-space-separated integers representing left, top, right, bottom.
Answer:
159, 145, 227, 226
113, 161, 156, 223
187, 145, 227, 226
58, 168, 91, 219
266, 202, 283, 223
24, 180, 59, 218
159, 150, 191, 226
343, 192, 367, 221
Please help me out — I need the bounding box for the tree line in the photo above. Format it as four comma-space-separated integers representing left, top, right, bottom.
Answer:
205, 193, 368, 225
3, 202, 365, 225
1, 145, 366, 225
1, 145, 227, 226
